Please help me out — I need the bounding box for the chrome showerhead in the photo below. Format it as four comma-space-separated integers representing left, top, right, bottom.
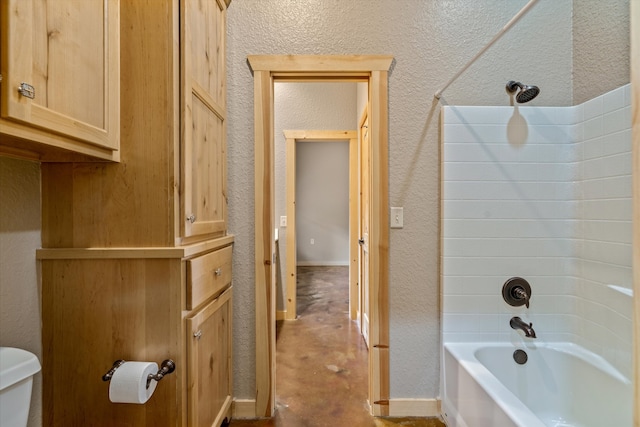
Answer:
506, 80, 540, 103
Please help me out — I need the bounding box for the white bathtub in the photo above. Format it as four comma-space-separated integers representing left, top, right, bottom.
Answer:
442, 342, 632, 427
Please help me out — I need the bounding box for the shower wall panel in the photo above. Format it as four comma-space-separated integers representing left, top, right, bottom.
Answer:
442, 84, 633, 376
442, 106, 577, 343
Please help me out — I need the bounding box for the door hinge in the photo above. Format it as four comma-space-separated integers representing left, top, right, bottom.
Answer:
18, 82, 35, 99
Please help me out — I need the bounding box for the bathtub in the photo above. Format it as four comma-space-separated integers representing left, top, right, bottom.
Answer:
442, 342, 632, 427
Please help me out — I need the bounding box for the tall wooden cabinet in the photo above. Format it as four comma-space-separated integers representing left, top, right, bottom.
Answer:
37, 0, 233, 426
0, 0, 120, 161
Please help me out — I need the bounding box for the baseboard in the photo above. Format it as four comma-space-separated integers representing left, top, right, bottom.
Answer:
232, 399, 256, 419
233, 398, 440, 420
388, 398, 441, 418
276, 310, 286, 320
296, 261, 349, 267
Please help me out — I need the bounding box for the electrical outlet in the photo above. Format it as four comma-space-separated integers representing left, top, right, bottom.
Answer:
280, 216, 287, 227
391, 207, 403, 228
310, 238, 315, 245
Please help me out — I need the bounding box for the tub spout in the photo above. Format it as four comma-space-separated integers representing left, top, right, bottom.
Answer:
510, 316, 536, 338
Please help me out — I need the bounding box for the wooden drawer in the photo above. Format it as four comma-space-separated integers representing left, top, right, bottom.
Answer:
186, 245, 232, 309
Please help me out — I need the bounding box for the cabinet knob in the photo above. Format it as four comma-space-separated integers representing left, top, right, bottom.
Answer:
214, 268, 222, 276
186, 214, 196, 223
18, 82, 35, 99
193, 330, 202, 340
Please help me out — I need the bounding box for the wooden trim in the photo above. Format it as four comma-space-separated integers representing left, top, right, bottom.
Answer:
36, 235, 234, 260
285, 135, 297, 320
0, 118, 121, 162
248, 55, 393, 73
631, 2, 639, 425
388, 399, 441, 418
348, 136, 359, 321
253, 69, 276, 418
232, 399, 257, 419
271, 74, 370, 83
369, 70, 390, 416
284, 135, 298, 320
251, 55, 392, 418
283, 130, 358, 321
283, 130, 356, 140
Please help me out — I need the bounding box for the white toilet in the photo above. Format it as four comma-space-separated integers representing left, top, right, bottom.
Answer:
0, 347, 41, 427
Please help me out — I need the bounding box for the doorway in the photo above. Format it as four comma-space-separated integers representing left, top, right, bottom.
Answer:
283, 130, 359, 321
249, 55, 392, 417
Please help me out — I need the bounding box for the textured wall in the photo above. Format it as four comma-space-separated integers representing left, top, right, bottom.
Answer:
0, 157, 42, 427
227, 0, 573, 400
573, 0, 630, 104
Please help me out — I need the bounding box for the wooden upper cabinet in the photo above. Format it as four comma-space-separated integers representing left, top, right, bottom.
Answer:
180, 0, 227, 241
0, 0, 119, 160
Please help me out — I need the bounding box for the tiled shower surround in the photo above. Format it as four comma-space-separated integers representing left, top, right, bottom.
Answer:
441, 84, 632, 378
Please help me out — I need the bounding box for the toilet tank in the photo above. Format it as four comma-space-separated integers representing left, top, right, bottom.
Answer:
0, 347, 41, 427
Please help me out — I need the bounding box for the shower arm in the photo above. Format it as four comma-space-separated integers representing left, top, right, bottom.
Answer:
433, 0, 539, 100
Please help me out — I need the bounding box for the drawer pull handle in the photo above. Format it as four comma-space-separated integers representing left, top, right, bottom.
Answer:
193, 330, 202, 340
214, 268, 222, 276
186, 214, 196, 223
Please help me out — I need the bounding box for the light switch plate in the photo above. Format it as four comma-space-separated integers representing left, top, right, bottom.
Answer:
391, 207, 403, 228
280, 216, 287, 227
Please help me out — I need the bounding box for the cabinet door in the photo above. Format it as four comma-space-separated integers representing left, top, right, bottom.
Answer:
187, 286, 232, 427
181, 0, 227, 241
0, 0, 119, 150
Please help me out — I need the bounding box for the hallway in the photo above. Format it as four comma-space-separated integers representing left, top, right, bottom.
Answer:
230, 266, 444, 427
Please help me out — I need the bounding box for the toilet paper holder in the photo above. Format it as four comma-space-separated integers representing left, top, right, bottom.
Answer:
102, 359, 176, 388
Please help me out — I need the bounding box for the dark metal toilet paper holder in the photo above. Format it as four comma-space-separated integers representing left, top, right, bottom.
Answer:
102, 359, 176, 389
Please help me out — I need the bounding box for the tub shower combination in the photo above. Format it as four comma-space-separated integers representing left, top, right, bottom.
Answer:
440, 83, 633, 427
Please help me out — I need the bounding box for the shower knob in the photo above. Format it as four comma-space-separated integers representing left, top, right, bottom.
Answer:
502, 277, 532, 308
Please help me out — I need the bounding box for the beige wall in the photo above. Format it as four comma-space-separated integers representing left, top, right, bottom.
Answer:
573, 0, 630, 104
0, 157, 42, 427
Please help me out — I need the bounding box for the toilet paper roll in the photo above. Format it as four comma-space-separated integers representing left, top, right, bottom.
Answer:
108, 361, 159, 404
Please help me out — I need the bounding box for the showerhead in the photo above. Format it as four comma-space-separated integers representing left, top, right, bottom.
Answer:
506, 80, 540, 103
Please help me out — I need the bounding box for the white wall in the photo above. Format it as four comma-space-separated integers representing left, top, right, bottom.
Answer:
0, 157, 42, 427
575, 85, 633, 377
441, 84, 633, 377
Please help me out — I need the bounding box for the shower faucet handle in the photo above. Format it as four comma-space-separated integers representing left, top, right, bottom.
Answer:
502, 277, 532, 309
512, 286, 530, 309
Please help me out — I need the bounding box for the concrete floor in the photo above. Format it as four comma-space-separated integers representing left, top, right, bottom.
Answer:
229, 266, 445, 427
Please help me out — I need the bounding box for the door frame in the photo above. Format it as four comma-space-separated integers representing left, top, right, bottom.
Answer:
248, 55, 392, 417
357, 108, 370, 344
283, 130, 359, 321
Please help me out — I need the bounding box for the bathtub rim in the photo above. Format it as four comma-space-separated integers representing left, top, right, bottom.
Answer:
442, 341, 631, 427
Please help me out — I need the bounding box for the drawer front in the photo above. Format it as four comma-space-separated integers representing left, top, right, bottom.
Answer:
186, 245, 232, 309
